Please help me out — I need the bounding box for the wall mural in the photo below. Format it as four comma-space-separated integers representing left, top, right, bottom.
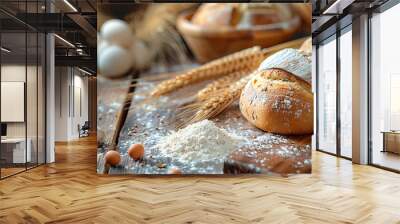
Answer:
96, 3, 313, 175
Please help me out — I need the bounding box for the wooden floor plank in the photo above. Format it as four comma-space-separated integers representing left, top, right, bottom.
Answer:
0, 135, 400, 223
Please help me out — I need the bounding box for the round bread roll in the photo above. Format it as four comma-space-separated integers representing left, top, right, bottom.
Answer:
239, 68, 313, 135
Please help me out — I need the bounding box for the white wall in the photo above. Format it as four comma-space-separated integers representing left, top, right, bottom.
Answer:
73, 73, 89, 137
54, 67, 89, 141
54, 67, 68, 141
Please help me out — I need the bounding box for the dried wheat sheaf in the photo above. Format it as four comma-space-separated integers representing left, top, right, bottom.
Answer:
145, 38, 308, 127
150, 46, 267, 97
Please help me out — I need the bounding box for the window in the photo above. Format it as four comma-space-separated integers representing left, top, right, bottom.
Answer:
317, 36, 337, 154
370, 2, 400, 171
339, 27, 352, 158
0, 1, 47, 179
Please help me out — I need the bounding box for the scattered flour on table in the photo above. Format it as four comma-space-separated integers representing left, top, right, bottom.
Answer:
156, 120, 243, 163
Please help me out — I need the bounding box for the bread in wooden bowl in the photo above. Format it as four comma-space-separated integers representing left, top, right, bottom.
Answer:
239, 68, 313, 135
238, 4, 293, 28
191, 3, 292, 28
177, 4, 301, 63
191, 3, 241, 28
290, 4, 312, 33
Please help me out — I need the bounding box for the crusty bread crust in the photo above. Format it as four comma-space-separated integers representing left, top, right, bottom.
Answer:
239, 68, 313, 135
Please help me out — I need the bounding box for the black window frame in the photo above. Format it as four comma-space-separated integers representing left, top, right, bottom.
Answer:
0, 0, 47, 180
315, 24, 352, 161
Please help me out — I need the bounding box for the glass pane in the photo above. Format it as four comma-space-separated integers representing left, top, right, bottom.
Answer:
371, 4, 400, 171
318, 36, 337, 154
27, 31, 38, 169
25, 0, 38, 169
1, 31, 27, 177
340, 29, 352, 158
38, 32, 45, 165
0, 0, 46, 178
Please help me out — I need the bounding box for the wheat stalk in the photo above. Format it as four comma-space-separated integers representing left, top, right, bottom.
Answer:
149, 37, 308, 98
131, 37, 308, 124
175, 38, 309, 127
177, 72, 255, 127
196, 69, 252, 101
150, 46, 265, 97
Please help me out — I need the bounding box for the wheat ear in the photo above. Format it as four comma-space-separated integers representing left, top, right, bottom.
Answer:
177, 72, 255, 128
150, 46, 265, 97
150, 37, 308, 98
175, 39, 309, 126
196, 69, 252, 101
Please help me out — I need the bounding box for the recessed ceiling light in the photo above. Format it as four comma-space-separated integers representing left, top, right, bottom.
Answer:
323, 0, 354, 15
78, 67, 93, 76
63, 0, 78, 12
54, 34, 75, 48
1, 47, 11, 53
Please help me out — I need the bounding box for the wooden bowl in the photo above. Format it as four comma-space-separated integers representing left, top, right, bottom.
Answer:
177, 11, 301, 63
290, 4, 312, 33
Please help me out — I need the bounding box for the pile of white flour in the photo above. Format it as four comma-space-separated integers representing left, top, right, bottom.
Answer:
156, 120, 242, 163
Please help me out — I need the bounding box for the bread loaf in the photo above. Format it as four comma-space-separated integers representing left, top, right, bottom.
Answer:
258, 48, 311, 83
191, 3, 292, 28
191, 3, 241, 27
239, 68, 313, 135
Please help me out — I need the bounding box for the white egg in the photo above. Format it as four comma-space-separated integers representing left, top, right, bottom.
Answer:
97, 33, 101, 44
98, 40, 109, 55
101, 19, 134, 48
98, 45, 132, 78
131, 40, 151, 70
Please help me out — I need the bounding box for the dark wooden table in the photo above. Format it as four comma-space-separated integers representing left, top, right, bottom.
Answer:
97, 64, 312, 175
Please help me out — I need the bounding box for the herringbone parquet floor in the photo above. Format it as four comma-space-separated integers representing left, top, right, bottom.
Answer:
1, 135, 400, 224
